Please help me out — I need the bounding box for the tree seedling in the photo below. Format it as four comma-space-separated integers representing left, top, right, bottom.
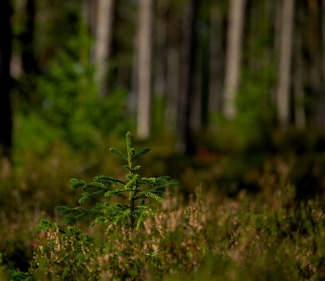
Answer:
56, 132, 179, 231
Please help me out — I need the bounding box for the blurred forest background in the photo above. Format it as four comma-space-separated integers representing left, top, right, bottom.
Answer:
2, 0, 325, 275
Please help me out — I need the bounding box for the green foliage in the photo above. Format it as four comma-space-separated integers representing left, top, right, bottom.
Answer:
34, 33, 130, 151
56, 132, 179, 231
15, 22, 131, 154
8, 270, 31, 281
6, 132, 325, 280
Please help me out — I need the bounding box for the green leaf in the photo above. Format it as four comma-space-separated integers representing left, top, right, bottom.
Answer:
156, 176, 172, 185
56, 206, 83, 216
104, 190, 128, 199
144, 192, 163, 203
115, 203, 129, 210
138, 197, 146, 206
70, 178, 86, 189
133, 165, 141, 171
126, 131, 134, 150
133, 148, 150, 159
168, 179, 180, 187
123, 209, 131, 217
136, 214, 145, 230
94, 175, 126, 186
139, 177, 156, 186
82, 182, 110, 190
123, 165, 131, 171
109, 148, 127, 160
148, 189, 164, 195
78, 190, 105, 203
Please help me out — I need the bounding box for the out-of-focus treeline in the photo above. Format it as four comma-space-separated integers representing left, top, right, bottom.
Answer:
1, 0, 325, 197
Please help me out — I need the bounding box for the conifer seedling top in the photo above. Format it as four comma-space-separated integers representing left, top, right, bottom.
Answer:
56, 132, 179, 231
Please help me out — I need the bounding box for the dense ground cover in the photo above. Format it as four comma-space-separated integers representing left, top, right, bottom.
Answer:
1, 133, 325, 280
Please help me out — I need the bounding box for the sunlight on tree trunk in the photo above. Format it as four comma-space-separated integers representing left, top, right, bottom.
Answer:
276, 0, 294, 130
137, 0, 153, 139
94, 0, 115, 98
223, 0, 246, 120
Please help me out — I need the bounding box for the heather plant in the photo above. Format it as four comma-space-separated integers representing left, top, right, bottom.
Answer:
29, 220, 100, 281
8, 181, 325, 280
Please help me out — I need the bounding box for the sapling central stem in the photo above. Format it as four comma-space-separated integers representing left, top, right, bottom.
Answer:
127, 132, 136, 230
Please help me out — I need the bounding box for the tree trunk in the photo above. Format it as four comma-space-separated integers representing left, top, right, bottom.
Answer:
0, 0, 13, 165
223, 0, 246, 120
164, 45, 180, 132
129, 32, 139, 117
191, 50, 202, 131
317, 0, 325, 129
177, 0, 199, 154
276, 0, 294, 130
323, 0, 325, 91
20, 0, 37, 74
137, 0, 153, 139
164, 2, 180, 132
94, 0, 115, 98
293, 23, 306, 130
307, 0, 324, 129
154, 0, 169, 97
209, 5, 224, 128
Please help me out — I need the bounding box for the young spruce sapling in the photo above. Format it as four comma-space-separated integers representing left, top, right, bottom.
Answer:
56, 132, 179, 231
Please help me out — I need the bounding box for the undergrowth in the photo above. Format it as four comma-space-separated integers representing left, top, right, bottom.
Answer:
2, 133, 325, 280
8, 184, 325, 280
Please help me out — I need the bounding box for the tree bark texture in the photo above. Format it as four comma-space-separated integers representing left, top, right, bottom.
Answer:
308, 0, 324, 129
154, 0, 169, 98
276, 0, 294, 130
20, 0, 38, 74
209, 5, 224, 128
164, 46, 180, 132
293, 21, 306, 130
223, 0, 246, 120
177, 0, 199, 154
316, 0, 325, 129
94, 0, 115, 98
137, 0, 153, 139
0, 0, 13, 161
